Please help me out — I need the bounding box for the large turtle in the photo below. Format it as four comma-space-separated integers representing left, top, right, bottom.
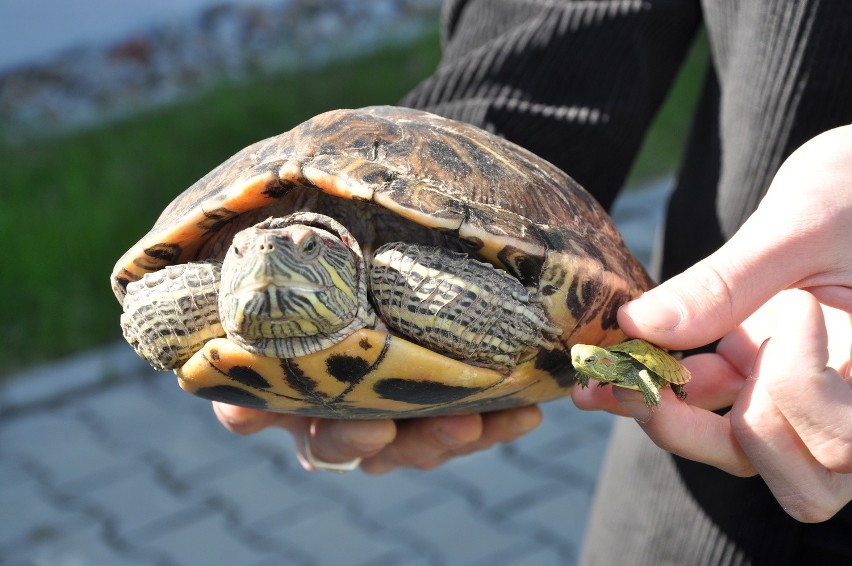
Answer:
111, 106, 654, 418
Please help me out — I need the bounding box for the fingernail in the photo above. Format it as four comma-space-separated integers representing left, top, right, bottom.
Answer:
508, 407, 542, 435
622, 292, 683, 332
340, 422, 393, 452
216, 403, 254, 427
435, 426, 465, 447
749, 338, 771, 380
613, 388, 653, 424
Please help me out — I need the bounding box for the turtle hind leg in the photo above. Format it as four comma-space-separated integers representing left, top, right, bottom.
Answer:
369, 242, 557, 369
671, 383, 688, 401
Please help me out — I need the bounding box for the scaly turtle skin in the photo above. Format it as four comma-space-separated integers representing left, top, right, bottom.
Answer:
570, 339, 691, 407
111, 106, 654, 418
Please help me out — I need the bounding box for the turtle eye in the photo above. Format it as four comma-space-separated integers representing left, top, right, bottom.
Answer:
301, 235, 319, 258
584, 355, 596, 365
232, 245, 240, 257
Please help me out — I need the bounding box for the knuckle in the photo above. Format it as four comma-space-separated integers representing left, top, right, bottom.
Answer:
724, 460, 758, 478
782, 491, 843, 523
811, 436, 852, 474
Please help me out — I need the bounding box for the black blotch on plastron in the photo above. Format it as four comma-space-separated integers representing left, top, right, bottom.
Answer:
326, 355, 371, 386
358, 338, 372, 350
534, 349, 575, 388
281, 359, 323, 399
194, 385, 268, 409
227, 365, 271, 389
210, 348, 221, 362
373, 379, 484, 405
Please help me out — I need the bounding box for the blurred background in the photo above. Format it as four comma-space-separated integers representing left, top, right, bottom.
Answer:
0, 1, 707, 564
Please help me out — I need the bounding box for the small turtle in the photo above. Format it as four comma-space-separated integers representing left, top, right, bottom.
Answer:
570, 339, 691, 407
112, 106, 654, 418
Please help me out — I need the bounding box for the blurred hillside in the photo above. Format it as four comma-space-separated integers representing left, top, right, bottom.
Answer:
0, 0, 441, 138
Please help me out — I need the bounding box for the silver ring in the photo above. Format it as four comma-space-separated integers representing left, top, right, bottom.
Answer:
302, 436, 362, 473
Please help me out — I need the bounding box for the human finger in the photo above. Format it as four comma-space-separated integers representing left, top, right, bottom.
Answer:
611, 385, 755, 477
359, 406, 543, 474
753, 290, 852, 474
214, 402, 302, 435
360, 413, 485, 474
731, 327, 852, 522
303, 418, 397, 471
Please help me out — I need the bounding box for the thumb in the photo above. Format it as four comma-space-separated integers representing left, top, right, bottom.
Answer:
618, 224, 796, 350
619, 125, 852, 350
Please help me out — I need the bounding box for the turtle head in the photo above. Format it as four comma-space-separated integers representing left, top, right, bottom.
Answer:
570, 343, 621, 384
218, 215, 366, 356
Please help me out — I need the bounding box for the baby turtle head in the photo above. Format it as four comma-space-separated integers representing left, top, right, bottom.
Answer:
571, 343, 622, 386
219, 214, 370, 358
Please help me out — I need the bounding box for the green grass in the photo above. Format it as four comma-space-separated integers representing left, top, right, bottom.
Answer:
0, 29, 707, 376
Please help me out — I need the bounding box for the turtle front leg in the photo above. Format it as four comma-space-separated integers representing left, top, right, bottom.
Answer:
120, 261, 225, 371
369, 242, 560, 369
636, 369, 663, 407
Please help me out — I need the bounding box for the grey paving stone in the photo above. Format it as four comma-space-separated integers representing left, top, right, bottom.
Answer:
0, 474, 87, 549
191, 458, 333, 528
504, 414, 612, 482
536, 430, 615, 486
126, 415, 270, 485
0, 411, 133, 491
483, 544, 574, 566
499, 482, 594, 554
258, 504, 418, 565
306, 466, 451, 523
0, 342, 144, 413
388, 497, 546, 565
66, 466, 207, 539
74, 375, 198, 447
419, 445, 568, 513
0, 458, 31, 487
144, 512, 293, 566
3, 521, 157, 566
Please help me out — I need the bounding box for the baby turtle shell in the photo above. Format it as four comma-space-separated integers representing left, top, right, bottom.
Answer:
111, 106, 654, 418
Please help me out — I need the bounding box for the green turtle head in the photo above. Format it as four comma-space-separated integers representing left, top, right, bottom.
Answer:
570, 343, 622, 384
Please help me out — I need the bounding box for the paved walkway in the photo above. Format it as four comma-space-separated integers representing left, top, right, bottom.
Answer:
0, 181, 669, 565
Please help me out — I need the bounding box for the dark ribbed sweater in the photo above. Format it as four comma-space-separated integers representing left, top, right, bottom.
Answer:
401, 1, 852, 564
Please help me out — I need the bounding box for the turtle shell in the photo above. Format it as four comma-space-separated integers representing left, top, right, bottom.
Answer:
608, 340, 691, 385
111, 106, 653, 418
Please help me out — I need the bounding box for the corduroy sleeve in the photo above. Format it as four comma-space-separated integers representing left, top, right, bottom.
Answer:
402, 0, 702, 210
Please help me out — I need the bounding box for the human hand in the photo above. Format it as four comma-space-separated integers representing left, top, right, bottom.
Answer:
213, 402, 542, 474
573, 124, 852, 521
